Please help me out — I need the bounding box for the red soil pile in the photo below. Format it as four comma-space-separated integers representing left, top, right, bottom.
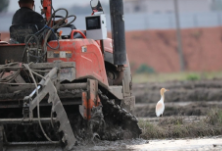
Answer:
0, 32, 10, 41
124, 27, 222, 73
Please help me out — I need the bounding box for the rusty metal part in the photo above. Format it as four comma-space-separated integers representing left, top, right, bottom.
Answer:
113, 65, 124, 85
80, 92, 87, 119
80, 79, 101, 120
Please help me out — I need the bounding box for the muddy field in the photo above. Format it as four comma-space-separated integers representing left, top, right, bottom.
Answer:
3, 79, 222, 150
128, 79, 222, 150
133, 79, 222, 117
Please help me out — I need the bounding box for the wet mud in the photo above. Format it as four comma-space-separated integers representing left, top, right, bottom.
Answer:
5, 137, 222, 151
128, 137, 222, 151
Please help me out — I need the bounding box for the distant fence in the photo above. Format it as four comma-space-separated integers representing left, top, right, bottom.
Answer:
1, 11, 222, 32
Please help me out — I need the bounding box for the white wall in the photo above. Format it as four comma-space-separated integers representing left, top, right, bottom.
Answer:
124, 0, 211, 14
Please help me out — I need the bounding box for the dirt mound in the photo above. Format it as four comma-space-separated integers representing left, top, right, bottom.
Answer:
0, 32, 10, 41
125, 27, 222, 73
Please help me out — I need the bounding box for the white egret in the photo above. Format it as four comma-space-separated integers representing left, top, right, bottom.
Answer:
155, 88, 169, 117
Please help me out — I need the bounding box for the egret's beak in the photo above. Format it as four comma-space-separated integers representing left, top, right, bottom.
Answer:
165, 89, 169, 92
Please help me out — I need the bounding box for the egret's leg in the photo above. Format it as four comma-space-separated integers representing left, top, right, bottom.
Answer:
157, 116, 160, 123
160, 114, 163, 123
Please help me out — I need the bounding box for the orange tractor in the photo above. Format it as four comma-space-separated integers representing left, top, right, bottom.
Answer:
0, 0, 141, 150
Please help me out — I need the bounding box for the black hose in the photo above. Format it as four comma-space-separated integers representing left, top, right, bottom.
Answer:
22, 8, 77, 63
42, 8, 77, 58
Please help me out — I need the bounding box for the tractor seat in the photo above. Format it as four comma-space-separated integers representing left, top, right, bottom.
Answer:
10, 24, 38, 43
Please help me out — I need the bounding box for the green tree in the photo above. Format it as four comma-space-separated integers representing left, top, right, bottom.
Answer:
136, 64, 155, 74
0, 0, 9, 13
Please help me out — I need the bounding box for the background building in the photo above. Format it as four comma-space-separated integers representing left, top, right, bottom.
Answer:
124, 0, 211, 14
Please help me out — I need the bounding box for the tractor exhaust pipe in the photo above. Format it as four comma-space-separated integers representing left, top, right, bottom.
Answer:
109, 0, 126, 66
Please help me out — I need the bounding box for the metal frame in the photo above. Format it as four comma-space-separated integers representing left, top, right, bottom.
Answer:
80, 79, 101, 120
26, 67, 76, 150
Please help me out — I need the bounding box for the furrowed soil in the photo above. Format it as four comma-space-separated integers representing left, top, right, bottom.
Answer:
132, 78, 222, 141
133, 79, 222, 117
127, 79, 222, 151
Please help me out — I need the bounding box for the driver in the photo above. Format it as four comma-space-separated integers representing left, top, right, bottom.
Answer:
12, 0, 45, 31
12, 0, 67, 41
